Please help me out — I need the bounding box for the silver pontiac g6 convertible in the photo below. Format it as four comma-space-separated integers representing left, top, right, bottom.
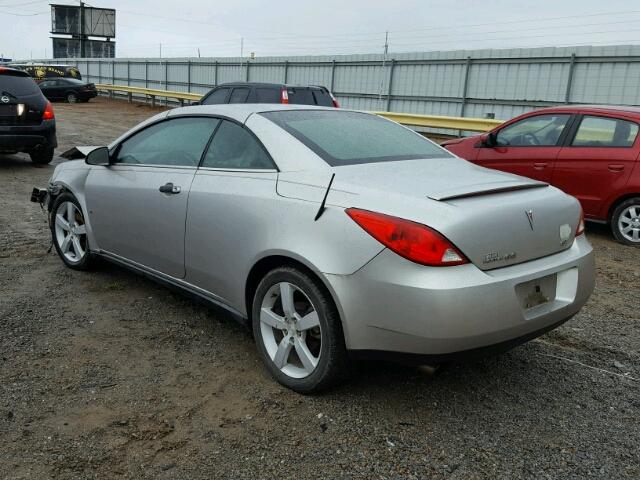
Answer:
34, 104, 595, 392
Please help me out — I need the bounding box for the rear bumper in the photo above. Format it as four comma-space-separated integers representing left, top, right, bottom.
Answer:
0, 120, 57, 151
325, 234, 595, 357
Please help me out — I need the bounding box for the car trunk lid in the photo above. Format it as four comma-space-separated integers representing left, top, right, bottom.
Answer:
278, 157, 580, 270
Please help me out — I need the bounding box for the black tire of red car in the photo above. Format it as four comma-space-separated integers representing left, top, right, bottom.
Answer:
66, 92, 78, 104
29, 147, 54, 164
611, 197, 640, 245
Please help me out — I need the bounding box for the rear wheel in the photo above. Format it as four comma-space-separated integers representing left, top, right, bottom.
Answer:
50, 193, 94, 270
611, 197, 640, 245
66, 92, 78, 103
29, 147, 54, 164
252, 266, 348, 393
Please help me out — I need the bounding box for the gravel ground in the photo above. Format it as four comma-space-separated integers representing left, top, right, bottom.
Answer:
0, 97, 638, 479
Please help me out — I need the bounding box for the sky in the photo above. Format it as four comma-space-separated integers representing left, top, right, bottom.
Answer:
2, 0, 640, 60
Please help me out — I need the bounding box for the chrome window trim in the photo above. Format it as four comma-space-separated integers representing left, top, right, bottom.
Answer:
197, 167, 278, 173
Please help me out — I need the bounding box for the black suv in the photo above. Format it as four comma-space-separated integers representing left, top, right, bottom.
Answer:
200, 82, 339, 107
0, 67, 57, 164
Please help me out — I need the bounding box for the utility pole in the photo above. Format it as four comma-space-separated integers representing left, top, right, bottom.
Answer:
159, 43, 162, 58
197, 47, 201, 58
79, 1, 85, 58
240, 37, 244, 80
378, 31, 389, 104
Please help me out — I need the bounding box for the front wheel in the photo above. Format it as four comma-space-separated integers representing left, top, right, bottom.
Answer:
252, 266, 348, 393
611, 197, 640, 245
50, 193, 94, 270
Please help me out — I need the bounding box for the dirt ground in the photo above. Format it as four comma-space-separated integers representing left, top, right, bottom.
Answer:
1, 97, 638, 479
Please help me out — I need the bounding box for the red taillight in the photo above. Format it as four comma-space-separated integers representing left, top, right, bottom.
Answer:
280, 88, 289, 104
346, 208, 469, 267
42, 101, 54, 120
576, 206, 585, 236
329, 91, 340, 108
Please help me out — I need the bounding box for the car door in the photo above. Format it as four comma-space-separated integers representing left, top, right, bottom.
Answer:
185, 119, 278, 307
476, 113, 573, 182
554, 114, 639, 219
84, 116, 220, 278
38, 80, 57, 99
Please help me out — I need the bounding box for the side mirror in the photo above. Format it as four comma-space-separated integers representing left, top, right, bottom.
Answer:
85, 146, 110, 166
477, 132, 497, 147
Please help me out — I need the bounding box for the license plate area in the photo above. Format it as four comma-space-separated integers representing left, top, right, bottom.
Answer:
516, 273, 557, 310
0, 104, 17, 117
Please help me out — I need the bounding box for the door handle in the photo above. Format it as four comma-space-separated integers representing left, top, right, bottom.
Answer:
533, 162, 548, 170
608, 164, 624, 172
159, 182, 181, 194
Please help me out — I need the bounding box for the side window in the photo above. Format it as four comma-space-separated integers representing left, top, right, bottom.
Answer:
229, 88, 250, 103
115, 117, 219, 167
256, 87, 280, 103
201, 120, 274, 170
39, 81, 54, 88
202, 88, 230, 105
571, 116, 639, 147
496, 114, 570, 147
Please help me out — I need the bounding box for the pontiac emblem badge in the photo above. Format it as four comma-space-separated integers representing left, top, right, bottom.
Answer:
525, 210, 534, 230
0, 96, 9, 104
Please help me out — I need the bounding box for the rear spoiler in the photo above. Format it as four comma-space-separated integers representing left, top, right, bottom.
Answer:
428, 181, 548, 201
61, 145, 105, 160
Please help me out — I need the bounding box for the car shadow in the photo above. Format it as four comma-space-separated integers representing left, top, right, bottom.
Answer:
0, 152, 54, 169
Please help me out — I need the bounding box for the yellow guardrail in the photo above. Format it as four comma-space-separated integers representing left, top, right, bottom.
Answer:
96, 84, 202, 106
372, 111, 503, 132
96, 84, 503, 132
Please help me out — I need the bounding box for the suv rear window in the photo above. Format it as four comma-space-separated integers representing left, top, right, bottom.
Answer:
287, 88, 315, 105
0, 73, 39, 96
262, 110, 451, 167
312, 89, 333, 107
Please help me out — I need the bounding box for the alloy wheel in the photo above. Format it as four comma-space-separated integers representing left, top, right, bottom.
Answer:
618, 204, 640, 243
54, 201, 88, 263
259, 282, 322, 379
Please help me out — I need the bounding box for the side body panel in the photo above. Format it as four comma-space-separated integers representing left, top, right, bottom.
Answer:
184, 169, 384, 315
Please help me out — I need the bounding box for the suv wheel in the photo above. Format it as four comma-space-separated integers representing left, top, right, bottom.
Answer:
67, 92, 78, 103
612, 197, 640, 245
29, 146, 54, 164
50, 193, 94, 270
252, 266, 348, 393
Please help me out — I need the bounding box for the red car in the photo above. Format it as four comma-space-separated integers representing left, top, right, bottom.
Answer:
442, 105, 640, 245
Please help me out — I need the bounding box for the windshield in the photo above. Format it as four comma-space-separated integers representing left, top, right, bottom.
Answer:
261, 110, 452, 166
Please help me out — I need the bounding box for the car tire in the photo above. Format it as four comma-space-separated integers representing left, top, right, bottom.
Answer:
611, 197, 640, 245
252, 266, 348, 393
67, 92, 78, 103
50, 193, 95, 270
29, 147, 54, 164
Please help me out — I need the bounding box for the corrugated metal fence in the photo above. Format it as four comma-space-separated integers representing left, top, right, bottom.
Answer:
50, 44, 640, 121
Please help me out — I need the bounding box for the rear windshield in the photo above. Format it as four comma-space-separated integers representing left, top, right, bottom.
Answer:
0, 73, 39, 96
262, 110, 452, 166
287, 88, 315, 105
312, 89, 333, 107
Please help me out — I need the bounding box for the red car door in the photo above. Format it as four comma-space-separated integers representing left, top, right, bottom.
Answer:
476, 113, 573, 183
554, 114, 638, 220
